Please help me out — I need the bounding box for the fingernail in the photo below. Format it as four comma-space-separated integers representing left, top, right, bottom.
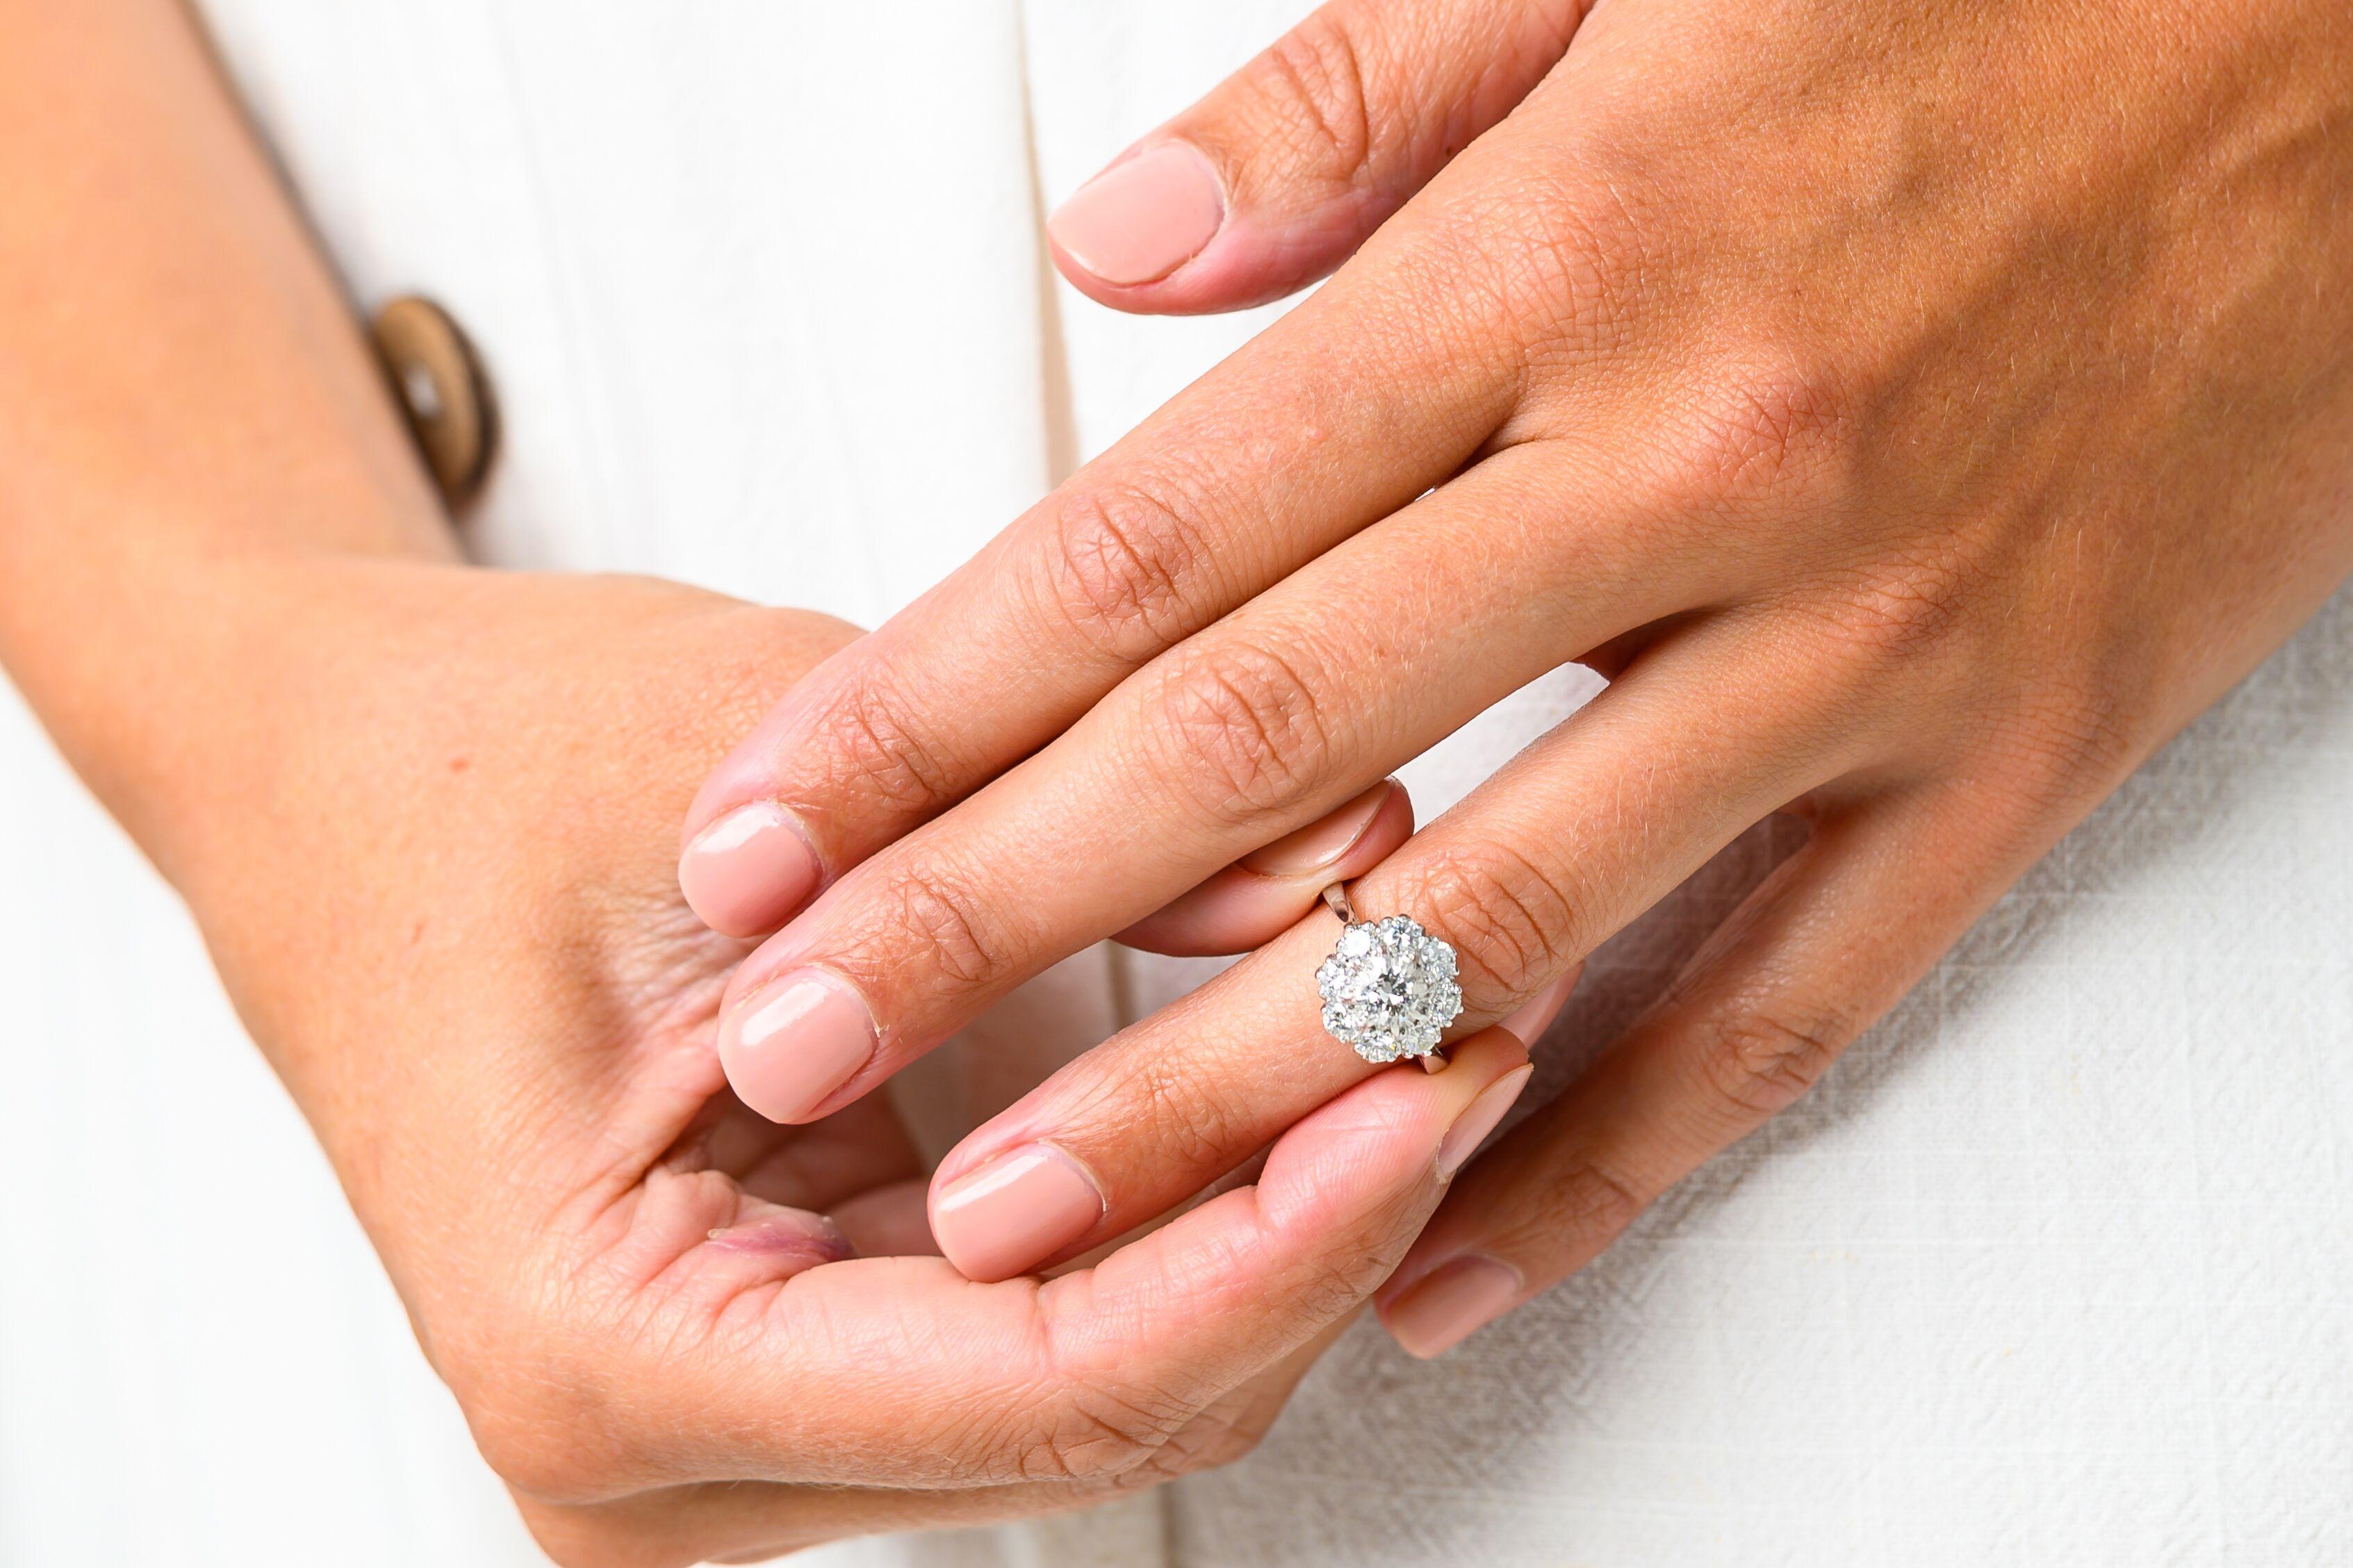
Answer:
1380, 1254, 1523, 1358
1048, 142, 1226, 286
678, 802, 821, 938
1239, 781, 1396, 877
1497, 970, 1577, 1050
931, 1142, 1107, 1282
703, 1212, 853, 1267
717, 968, 876, 1124
1437, 1064, 1532, 1179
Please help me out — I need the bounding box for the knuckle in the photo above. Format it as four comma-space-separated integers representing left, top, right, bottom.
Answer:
1662, 356, 1861, 522
1110, 1407, 1268, 1489
810, 666, 965, 819
1327, 165, 1667, 405
1040, 479, 1219, 663
871, 862, 1014, 993
1132, 1051, 1262, 1173
1912, 716, 2116, 854
1295, 1249, 1395, 1323
1522, 1153, 1650, 1248
1694, 1003, 1854, 1119
1147, 638, 1338, 821
1999, 680, 2146, 803
1249, 11, 1377, 183
1019, 1383, 1197, 1484
1399, 843, 1584, 1002
1816, 547, 1974, 674
1473, 166, 1665, 365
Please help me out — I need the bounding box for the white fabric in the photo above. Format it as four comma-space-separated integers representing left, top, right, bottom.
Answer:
1, 3, 2347, 1565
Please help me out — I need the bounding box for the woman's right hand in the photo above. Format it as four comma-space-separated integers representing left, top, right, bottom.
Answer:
148, 563, 1529, 1567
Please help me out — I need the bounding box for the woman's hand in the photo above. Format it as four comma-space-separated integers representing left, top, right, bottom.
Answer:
679, 0, 2353, 1346
146, 564, 1533, 1565
0, 4, 1524, 1554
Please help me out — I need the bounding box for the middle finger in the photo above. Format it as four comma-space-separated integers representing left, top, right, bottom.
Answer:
712, 439, 1740, 1125
675, 216, 1530, 939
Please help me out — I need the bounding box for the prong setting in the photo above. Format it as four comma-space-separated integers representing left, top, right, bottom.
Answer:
1315, 911, 1464, 1064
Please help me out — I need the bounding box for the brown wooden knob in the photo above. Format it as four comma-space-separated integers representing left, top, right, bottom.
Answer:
369, 295, 495, 511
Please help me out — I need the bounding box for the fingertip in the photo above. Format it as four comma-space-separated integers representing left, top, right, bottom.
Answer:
1256, 1027, 1529, 1228
716, 968, 879, 1125
1495, 966, 1581, 1050
1238, 779, 1411, 879
1116, 781, 1412, 955
929, 1141, 1107, 1283
702, 1210, 855, 1269
1048, 140, 1228, 290
1112, 865, 1274, 956
1436, 1062, 1534, 1180
1047, 138, 1380, 316
678, 800, 822, 936
1377, 1253, 1523, 1359
1439, 1025, 1532, 1085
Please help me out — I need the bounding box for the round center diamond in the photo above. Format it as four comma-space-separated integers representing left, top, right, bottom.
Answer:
1315, 914, 1464, 1064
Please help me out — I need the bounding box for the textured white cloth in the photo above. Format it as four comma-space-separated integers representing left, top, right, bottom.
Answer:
1, 3, 2347, 1565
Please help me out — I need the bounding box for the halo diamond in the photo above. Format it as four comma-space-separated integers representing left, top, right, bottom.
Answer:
1315, 914, 1464, 1064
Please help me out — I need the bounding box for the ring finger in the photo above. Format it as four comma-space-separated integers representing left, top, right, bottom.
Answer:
921, 617, 1878, 1280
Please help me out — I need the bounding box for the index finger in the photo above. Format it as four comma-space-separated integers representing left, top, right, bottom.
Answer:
675, 236, 1520, 937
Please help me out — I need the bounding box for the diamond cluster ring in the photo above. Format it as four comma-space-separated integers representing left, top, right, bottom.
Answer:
1314, 883, 1464, 1072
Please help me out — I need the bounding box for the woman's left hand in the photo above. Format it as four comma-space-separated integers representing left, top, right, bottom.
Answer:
680, 0, 2353, 1351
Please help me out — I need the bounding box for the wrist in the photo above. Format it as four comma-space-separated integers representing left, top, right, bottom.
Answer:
52, 551, 466, 890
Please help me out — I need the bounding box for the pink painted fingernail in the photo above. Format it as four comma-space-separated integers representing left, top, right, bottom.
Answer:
1048, 142, 1227, 286
1239, 780, 1396, 877
678, 802, 821, 938
717, 968, 876, 1124
931, 1143, 1107, 1282
1437, 1064, 1533, 1179
703, 1212, 853, 1268
1497, 970, 1577, 1050
1380, 1255, 1523, 1358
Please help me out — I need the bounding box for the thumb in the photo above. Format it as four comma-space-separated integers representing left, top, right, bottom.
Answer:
1047, 0, 1588, 314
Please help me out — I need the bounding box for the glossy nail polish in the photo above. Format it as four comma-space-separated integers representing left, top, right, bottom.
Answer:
1048, 142, 1226, 286
678, 801, 821, 937
1239, 780, 1396, 877
1381, 1255, 1523, 1359
931, 1142, 1106, 1282
1437, 1063, 1533, 1179
716, 968, 876, 1124
1496, 970, 1577, 1050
